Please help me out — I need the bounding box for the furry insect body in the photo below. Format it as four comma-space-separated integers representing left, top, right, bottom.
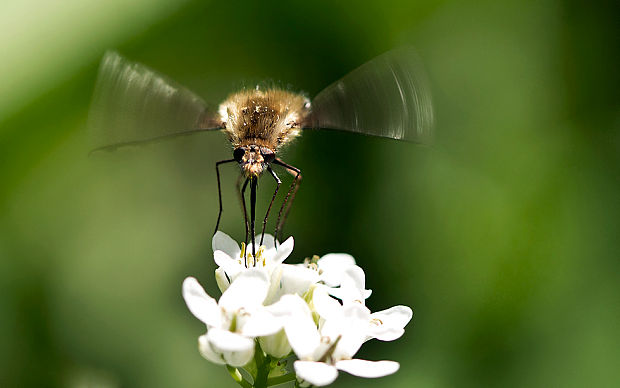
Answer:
89, 49, 434, 257
219, 88, 310, 177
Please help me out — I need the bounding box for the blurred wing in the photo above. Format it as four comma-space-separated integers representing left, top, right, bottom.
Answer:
88, 51, 222, 152
308, 48, 434, 143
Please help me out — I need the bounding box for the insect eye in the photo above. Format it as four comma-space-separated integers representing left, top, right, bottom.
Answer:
233, 147, 246, 162
261, 148, 275, 163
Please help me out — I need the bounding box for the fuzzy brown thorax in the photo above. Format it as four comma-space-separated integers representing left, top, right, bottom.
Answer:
219, 88, 311, 152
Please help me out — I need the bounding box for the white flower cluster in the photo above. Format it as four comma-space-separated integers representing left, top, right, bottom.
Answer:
183, 232, 412, 387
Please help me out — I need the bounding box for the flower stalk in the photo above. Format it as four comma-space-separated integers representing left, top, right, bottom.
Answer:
227, 365, 251, 388
253, 342, 270, 388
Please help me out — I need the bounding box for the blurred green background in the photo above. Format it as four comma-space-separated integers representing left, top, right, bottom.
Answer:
1, 0, 618, 387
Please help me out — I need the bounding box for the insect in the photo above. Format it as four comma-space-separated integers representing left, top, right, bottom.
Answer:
88, 48, 434, 257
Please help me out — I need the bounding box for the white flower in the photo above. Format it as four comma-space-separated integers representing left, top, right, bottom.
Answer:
211, 232, 286, 285
212, 231, 318, 304
365, 305, 414, 342
300, 254, 372, 304
183, 232, 414, 386
310, 253, 357, 287
312, 285, 413, 342
182, 270, 282, 366
325, 265, 372, 305
268, 293, 402, 386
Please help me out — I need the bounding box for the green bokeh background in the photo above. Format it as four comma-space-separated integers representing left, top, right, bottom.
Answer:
1, 0, 618, 387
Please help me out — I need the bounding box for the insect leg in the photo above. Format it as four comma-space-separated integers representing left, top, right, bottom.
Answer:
260, 167, 281, 246
273, 159, 301, 244
214, 158, 236, 235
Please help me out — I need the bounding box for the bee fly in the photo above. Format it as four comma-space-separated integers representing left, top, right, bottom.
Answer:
88, 48, 434, 257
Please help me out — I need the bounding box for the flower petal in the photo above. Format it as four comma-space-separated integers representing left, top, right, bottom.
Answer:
259, 234, 276, 250
317, 253, 356, 287
277, 264, 320, 298
219, 269, 269, 312
214, 250, 243, 280
207, 328, 255, 367
368, 306, 413, 341
335, 359, 400, 378
342, 265, 366, 290
265, 265, 284, 305
214, 267, 230, 293
182, 277, 222, 327
268, 295, 321, 359
241, 309, 282, 337
312, 285, 343, 322
246, 234, 276, 261
322, 303, 370, 359
198, 334, 226, 365
294, 361, 339, 387
272, 236, 294, 264
212, 231, 241, 258
328, 265, 372, 305
328, 287, 372, 305
259, 329, 291, 359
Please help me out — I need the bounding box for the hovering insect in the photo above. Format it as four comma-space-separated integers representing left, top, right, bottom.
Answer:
88, 48, 434, 257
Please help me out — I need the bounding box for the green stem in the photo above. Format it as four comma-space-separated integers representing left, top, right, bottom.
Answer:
267, 373, 297, 387
226, 365, 252, 388
253, 342, 271, 388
